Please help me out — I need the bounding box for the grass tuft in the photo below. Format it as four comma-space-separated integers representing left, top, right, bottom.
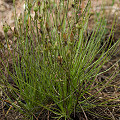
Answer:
0, 0, 120, 119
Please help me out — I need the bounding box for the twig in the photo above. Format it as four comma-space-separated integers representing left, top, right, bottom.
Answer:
94, 6, 120, 11
78, 102, 88, 120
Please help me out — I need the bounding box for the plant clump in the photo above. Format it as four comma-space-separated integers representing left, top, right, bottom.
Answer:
0, 0, 120, 120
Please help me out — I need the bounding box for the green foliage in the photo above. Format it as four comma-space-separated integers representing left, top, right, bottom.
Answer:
0, 0, 120, 120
